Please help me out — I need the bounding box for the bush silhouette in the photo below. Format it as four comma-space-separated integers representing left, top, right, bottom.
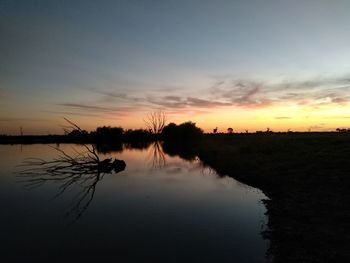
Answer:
162, 121, 203, 141
92, 126, 124, 142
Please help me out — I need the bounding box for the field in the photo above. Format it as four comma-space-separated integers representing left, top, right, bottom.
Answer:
198, 133, 350, 262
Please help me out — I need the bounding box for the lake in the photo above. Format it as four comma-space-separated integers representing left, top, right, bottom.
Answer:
0, 143, 268, 262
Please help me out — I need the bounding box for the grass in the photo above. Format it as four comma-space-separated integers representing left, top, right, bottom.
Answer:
197, 133, 350, 262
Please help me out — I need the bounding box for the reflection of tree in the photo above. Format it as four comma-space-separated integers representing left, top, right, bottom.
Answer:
123, 141, 152, 151
161, 141, 198, 161
147, 141, 166, 169
18, 144, 125, 223
94, 142, 123, 154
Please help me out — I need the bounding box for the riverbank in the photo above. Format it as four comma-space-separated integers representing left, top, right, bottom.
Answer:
197, 133, 350, 262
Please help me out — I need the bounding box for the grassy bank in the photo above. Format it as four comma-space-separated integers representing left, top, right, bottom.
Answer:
197, 133, 350, 262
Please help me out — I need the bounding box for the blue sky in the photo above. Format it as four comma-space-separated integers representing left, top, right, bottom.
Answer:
1, 0, 350, 134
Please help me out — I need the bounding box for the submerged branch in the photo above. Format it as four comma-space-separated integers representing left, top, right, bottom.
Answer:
17, 118, 126, 223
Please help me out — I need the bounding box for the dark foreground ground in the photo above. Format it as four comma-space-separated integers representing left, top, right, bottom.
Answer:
197, 133, 350, 262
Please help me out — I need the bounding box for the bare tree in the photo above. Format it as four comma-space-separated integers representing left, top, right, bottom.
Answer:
144, 111, 167, 134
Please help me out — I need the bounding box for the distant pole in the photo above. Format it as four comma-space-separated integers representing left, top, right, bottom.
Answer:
20, 126, 23, 136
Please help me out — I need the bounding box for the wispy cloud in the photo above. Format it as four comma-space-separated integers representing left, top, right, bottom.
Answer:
274, 117, 292, 120
0, 118, 48, 122
209, 75, 350, 109
45, 110, 102, 118
147, 96, 232, 109
55, 74, 350, 118
308, 123, 327, 131
57, 103, 134, 115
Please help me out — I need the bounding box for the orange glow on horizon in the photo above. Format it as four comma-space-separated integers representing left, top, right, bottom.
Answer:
1, 102, 350, 135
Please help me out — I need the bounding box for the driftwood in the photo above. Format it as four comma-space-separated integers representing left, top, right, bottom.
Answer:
18, 144, 126, 223
17, 119, 126, 223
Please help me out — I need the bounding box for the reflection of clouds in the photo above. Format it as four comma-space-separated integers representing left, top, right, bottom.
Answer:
165, 167, 182, 175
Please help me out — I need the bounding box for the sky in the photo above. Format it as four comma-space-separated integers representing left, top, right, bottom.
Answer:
1, 0, 350, 134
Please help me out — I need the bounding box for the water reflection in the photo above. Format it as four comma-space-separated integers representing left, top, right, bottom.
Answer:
95, 141, 152, 154
147, 141, 166, 168
1, 143, 268, 262
18, 144, 126, 223
161, 140, 198, 161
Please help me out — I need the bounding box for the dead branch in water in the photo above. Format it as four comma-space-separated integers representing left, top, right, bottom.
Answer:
17, 118, 126, 223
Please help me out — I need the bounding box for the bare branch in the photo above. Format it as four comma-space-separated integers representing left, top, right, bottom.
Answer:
17, 118, 126, 224
144, 111, 167, 134
63, 117, 83, 132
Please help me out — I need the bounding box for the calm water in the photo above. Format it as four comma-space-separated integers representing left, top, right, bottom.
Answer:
0, 144, 268, 262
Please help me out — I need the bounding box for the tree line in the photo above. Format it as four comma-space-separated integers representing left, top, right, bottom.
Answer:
66, 122, 203, 143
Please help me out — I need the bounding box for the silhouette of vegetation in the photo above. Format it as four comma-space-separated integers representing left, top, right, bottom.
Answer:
161, 121, 203, 142
92, 126, 124, 142
256, 127, 274, 134
144, 110, 167, 134
227, 127, 233, 134
124, 128, 155, 142
336, 128, 350, 132
198, 133, 350, 262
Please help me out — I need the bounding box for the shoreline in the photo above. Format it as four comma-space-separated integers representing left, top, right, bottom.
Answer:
197, 133, 350, 262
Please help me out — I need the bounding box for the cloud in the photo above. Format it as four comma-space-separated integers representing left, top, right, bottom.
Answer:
45, 110, 102, 118
324, 115, 350, 119
0, 118, 48, 122
308, 123, 326, 130
58, 103, 117, 112
93, 90, 144, 103
186, 97, 232, 107
147, 96, 232, 109
57, 103, 134, 114
56, 74, 350, 117
209, 80, 273, 108
274, 117, 292, 120
163, 96, 182, 101
209, 75, 350, 109
331, 97, 348, 104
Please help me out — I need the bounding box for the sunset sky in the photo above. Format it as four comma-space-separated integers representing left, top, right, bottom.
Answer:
1, 0, 350, 134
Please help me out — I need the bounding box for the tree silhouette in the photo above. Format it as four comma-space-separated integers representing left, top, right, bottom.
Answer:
144, 111, 167, 134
